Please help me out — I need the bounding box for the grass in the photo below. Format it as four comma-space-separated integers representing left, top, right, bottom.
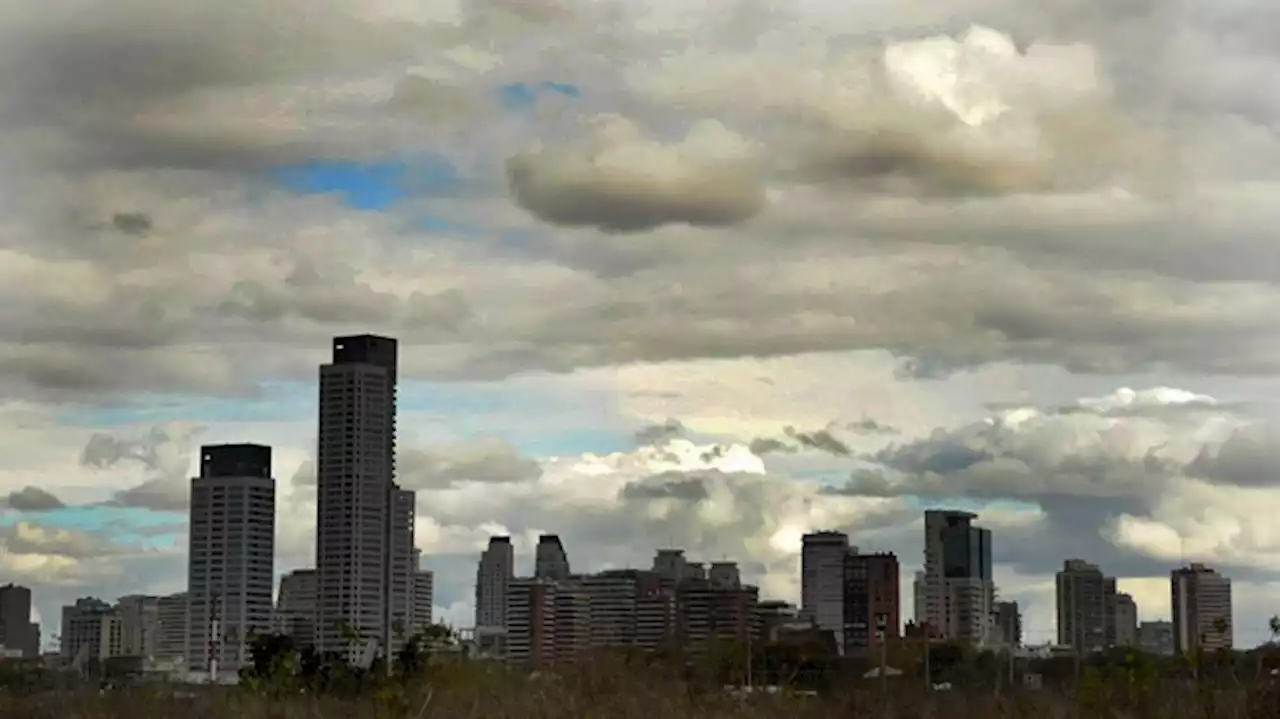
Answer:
4, 658, 1280, 719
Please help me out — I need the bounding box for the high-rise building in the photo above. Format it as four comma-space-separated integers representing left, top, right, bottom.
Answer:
1172, 563, 1233, 653
314, 335, 415, 658
994, 601, 1022, 647
476, 536, 515, 629
413, 556, 434, 635
801, 531, 851, 653
0, 584, 39, 657
1113, 593, 1138, 647
534, 534, 571, 580
912, 571, 927, 626
1056, 559, 1111, 652
924, 510, 994, 642
60, 598, 121, 662
675, 578, 759, 653
842, 552, 900, 654
154, 592, 188, 666
187, 443, 276, 677
116, 594, 159, 658
274, 569, 317, 644
505, 578, 558, 666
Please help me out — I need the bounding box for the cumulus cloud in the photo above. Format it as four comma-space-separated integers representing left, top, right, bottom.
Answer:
506, 115, 765, 232
80, 424, 202, 511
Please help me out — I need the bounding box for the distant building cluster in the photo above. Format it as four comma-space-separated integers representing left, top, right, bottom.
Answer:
0, 332, 1241, 674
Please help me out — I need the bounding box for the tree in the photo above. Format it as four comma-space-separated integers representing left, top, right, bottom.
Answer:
1269, 615, 1280, 644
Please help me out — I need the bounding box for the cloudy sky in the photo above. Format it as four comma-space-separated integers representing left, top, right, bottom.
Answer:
3, 0, 1280, 649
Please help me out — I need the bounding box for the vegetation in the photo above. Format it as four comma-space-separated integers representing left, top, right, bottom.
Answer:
3, 627, 1280, 718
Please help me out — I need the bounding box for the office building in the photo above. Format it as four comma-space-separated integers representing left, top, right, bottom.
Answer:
912, 571, 926, 626
534, 534, 571, 580
274, 569, 317, 644
506, 578, 558, 666
843, 552, 900, 653
708, 561, 741, 588
675, 578, 759, 652
0, 584, 39, 657
994, 601, 1022, 647
476, 536, 515, 629
60, 598, 121, 662
1138, 620, 1174, 656
924, 510, 994, 642
802, 531, 851, 653
1113, 593, 1138, 647
315, 335, 415, 657
187, 443, 276, 677
155, 592, 188, 665
413, 560, 434, 635
1055, 559, 1111, 651
116, 594, 159, 658
1172, 563, 1233, 653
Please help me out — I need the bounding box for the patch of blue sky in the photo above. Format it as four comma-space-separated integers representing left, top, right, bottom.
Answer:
497, 81, 581, 110
272, 154, 462, 211
56, 382, 313, 427
0, 505, 181, 549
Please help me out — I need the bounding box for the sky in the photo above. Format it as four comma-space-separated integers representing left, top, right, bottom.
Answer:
2, 0, 1280, 649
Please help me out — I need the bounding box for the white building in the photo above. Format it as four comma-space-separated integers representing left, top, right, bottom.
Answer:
314, 335, 415, 659
923, 510, 995, 643
187, 443, 276, 678
801, 531, 850, 654
476, 536, 515, 630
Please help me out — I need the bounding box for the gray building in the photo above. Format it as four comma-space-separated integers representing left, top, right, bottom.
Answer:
1113, 593, 1138, 647
274, 569, 317, 644
1138, 620, 1174, 656
476, 536, 514, 630
155, 592, 188, 666
924, 510, 994, 642
1055, 559, 1113, 652
1172, 564, 1233, 653
0, 584, 39, 657
534, 534, 571, 580
801, 531, 850, 653
116, 594, 159, 658
315, 335, 415, 659
187, 443, 276, 677
995, 600, 1022, 647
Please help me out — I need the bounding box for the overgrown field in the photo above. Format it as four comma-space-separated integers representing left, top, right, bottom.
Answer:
3, 661, 1280, 719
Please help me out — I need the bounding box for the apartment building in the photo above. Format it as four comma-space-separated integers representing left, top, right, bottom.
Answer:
116, 594, 159, 658
675, 578, 759, 652
534, 534, 571, 580
801, 531, 851, 653
1172, 564, 1233, 653
274, 569, 317, 644
843, 552, 900, 654
155, 592, 188, 665
1113, 593, 1138, 647
924, 510, 994, 643
476, 536, 515, 630
1056, 559, 1112, 652
187, 443, 276, 677
60, 598, 121, 662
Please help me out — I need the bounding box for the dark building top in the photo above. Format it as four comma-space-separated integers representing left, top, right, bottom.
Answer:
331, 334, 398, 374
941, 525, 992, 581
200, 444, 272, 479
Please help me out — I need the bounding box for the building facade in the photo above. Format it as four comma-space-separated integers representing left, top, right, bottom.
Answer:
155, 592, 188, 666
116, 594, 159, 658
187, 443, 276, 677
413, 563, 434, 635
476, 536, 515, 630
534, 534, 571, 580
60, 598, 120, 663
1113, 593, 1138, 647
924, 510, 995, 642
801, 531, 851, 653
994, 601, 1022, 647
1138, 620, 1174, 656
1172, 563, 1233, 653
0, 584, 39, 657
274, 569, 317, 644
1056, 559, 1112, 652
314, 335, 415, 658
842, 552, 901, 654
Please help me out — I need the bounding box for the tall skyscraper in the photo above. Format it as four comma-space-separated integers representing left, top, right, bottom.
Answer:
534, 534, 571, 580
476, 536, 515, 629
0, 584, 39, 657
314, 335, 415, 657
801, 531, 851, 654
1056, 559, 1110, 652
924, 510, 994, 642
1172, 563, 1233, 653
187, 443, 276, 677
